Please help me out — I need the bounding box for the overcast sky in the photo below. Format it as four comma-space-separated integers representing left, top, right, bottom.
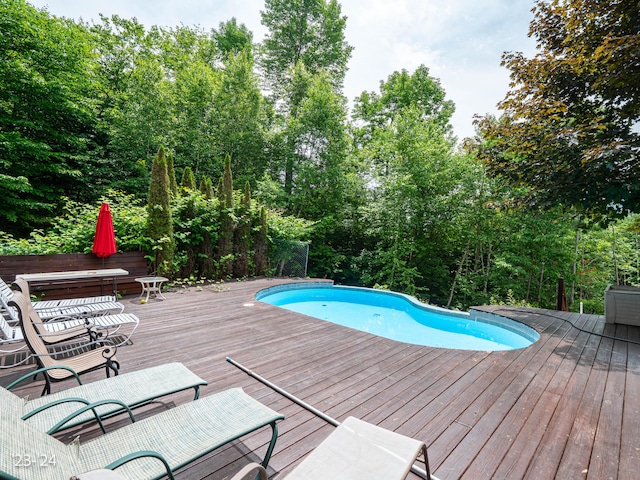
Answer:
28, 0, 538, 141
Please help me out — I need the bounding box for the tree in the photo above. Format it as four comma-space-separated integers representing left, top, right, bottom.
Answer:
218, 155, 234, 276
354, 66, 456, 135
0, 0, 98, 233
282, 66, 350, 217
259, 0, 353, 97
473, 0, 640, 215
167, 152, 178, 196
200, 176, 214, 198
212, 18, 254, 60
91, 16, 173, 189
210, 48, 269, 187
147, 147, 174, 276
350, 66, 474, 296
234, 182, 253, 277
181, 166, 196, 190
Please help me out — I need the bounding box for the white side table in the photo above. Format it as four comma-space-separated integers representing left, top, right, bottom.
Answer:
135, 276, 168, 302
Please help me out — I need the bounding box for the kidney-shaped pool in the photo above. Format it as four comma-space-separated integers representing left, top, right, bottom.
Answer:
256, 283, 539, 351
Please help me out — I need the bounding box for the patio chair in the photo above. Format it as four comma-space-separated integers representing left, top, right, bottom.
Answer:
2, 283, 139, 349
226, 357, 432, 480
0, 387, 284, 480
1, 309, 100, 368
12, 277, 125, 317
2, 362, 207, 434
229, 417, 431, 480
8, 291, 120, 395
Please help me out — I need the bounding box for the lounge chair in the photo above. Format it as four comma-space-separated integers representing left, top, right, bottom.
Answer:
1, 309, 100, 367
0, 387, 284, 480
2, 283, 139, 349
2, 362, 206, 434
9, 291, 120, 394
225, 357, 432, 480
11, 277, 125, 317
11, 276, 118, 305
229, 417, 431, 480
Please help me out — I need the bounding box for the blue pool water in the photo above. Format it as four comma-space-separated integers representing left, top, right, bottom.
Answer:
256, 283, 539, 351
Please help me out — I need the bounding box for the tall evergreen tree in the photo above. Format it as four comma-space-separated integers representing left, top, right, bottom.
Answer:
254, 206, 269, 276
147, 146, 174, 276
218, 155, 234, 276
234, 182, 253, 277
181, 166, 196, 190
200, 176, 214, 198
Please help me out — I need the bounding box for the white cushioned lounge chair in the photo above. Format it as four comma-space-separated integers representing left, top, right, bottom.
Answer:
229, 416, 431, 480
9, 277, 125, 318
1, 284, 138, 352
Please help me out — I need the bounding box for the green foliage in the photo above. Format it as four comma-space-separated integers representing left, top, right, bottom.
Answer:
279, 66, 351, 217
210, 48, 269, 188
167, 152, 178, 195
212, 17, 254, 60
218, 155, 235, 276
354, 65, 455, 134
147, 147, 175, 276
181, 166, 196, 190
260, 0, 353, 97
0, 0, 99, 234
0, 190, 145, 255
3, 0, 638, 315
199, 176, 214, 198
473, 0, 640, 215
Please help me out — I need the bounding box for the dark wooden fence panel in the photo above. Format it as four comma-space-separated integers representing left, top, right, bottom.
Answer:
0, 252, 148, 299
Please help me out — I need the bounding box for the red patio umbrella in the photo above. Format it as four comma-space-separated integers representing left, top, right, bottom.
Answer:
92, 202, 117, 259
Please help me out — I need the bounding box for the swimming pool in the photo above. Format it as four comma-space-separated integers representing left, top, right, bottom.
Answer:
256, 283, 539, 351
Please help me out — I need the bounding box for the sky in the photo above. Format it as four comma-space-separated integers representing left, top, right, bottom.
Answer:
28, 0, 538, 141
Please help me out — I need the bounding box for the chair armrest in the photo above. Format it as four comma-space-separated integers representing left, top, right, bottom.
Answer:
6, 365, 82, 390
40, 313, 92, 323
42, 398, 136, 434
230, 463, 269, 480
31, 339, 117, 359
36, 321, 95, 337
104, 450, 176, 480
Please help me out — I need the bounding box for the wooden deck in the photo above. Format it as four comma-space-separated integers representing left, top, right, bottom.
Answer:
2, 278, 638, 480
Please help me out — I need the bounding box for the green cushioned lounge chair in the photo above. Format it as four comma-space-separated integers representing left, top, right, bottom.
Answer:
0, 387, 284, 480
2, 362, 207, 434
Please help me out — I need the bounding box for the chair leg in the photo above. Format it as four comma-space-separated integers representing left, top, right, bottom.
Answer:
106, 359, 120, 378
41, 374, 51, 396
420, 444, 431, 480
261, 422, 279, 468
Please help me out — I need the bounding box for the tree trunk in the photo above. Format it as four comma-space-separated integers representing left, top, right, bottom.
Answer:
447, 240, 470, 309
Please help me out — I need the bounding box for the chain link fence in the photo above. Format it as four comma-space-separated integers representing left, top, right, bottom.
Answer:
271, 240, 309, 277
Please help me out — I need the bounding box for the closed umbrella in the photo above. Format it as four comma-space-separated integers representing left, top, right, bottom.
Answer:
92, 202, 117, 259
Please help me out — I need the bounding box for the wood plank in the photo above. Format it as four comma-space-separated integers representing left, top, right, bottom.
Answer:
619, 325, 640, 480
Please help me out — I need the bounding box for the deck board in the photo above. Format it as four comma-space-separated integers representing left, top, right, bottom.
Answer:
2, 278, 638, 480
